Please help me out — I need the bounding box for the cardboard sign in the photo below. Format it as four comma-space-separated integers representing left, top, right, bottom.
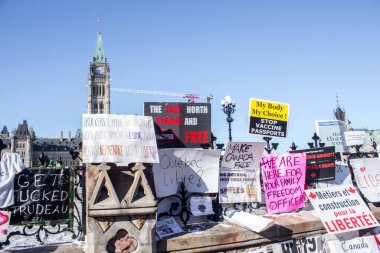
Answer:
9, 169, 73, 225
350, 158, 380, 202
271, 235, 323, 253
82, 114, 159, 164
305, 185, 379, 234
144, 102, 211, 148
261, 153, 306, 214
311, 161, 352, 188
315, 120, 348, 152
291, 146, 335, 183
344, 131, 368, 146
248, 98, 289, 138
152, 149, 221, 197
219, 142, 265, 203
0, 211, 10, 242
324, 234, 380, 253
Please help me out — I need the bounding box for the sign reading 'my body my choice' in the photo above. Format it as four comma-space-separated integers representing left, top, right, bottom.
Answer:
305, 185, 379, 234
261, 153, 306, 214
144, 102, 211, 148
82, 114, 159, 164
249, 98, 289, 138
152, 149, 221, 197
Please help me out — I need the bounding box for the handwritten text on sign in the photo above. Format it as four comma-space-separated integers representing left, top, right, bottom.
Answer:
305, 185, 379, 234
152, 149, 221, 197
82, 114, 158, 164
261, 153, 306, 214
9, 169, 72, 225
219, 142, 265, 203
249, 98, 289, 138
350, 158, 380, 202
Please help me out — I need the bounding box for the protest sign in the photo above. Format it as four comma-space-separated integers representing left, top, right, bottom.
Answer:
305, 185, 379, 234
9, 168, 73, 225
311, 161, 352, 188
0, 211, 10, 242
315, 120, 348, 152
219, 142, 265, 203
323, 234, 379, 253
82, 114, 158, 164
350, 158, 380, 202
189, 196, 214, 216
271, 235, 323, 253
248, 98, 289, 138
261, 153, 306, 214
144, 102, 211, 148
291, 146, 335, 183
152, 149, 221, 197
344, 131, 368, 146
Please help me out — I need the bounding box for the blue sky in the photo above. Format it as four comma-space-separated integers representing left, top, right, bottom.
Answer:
1, 0, 379, 151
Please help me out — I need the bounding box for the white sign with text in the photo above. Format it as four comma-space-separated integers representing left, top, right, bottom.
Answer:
350, 158, 380, 202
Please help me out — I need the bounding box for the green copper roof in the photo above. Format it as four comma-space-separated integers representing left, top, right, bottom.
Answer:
94, 32, 106, 63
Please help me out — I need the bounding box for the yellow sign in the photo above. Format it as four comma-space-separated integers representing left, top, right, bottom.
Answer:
249, 99, 289, 121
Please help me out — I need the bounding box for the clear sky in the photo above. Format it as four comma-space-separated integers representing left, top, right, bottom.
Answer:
1, 0, 379, 151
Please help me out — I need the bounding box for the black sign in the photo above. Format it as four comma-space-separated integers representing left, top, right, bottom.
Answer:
144, 102, 211, 148
290, 146, 335, 183
249, 117, 287, 138
8, 168, 73, 225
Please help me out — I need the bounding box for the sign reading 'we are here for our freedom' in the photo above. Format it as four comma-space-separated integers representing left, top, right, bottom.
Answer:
82, 114, 159, 164
249, 98, 289, 138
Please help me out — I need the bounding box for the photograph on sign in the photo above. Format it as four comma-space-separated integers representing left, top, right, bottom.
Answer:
144, 102, 211, 148
189, 196, 214, 216
82, 114, 158, 164
290, 146, 335, 183
271, 234, 323, 253
261, 152, 306, 214
219, 142, 265, 203
350, 158, 380, 202
315, 120, 348, 152
152, 149, 221, 197
248, 98, 289, 138
305, 184, 379, 234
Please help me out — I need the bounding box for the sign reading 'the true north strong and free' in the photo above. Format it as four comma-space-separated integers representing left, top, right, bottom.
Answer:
144, 102, 211, 148
249, 98, 289, 138
305, 185, 379, 234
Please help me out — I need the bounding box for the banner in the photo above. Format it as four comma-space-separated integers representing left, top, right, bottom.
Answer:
315, 120, 348, 152
271, 235, 323, 253
144, 102, 211, 148
291, 146, 335, 183
152, 149, 221, 197
261, 153, 306, 214
9, 168, 73, 225
249, 98, 289, 138
350, 158, 380, 202
344, 131, 368, 146
219, 142, 265, 203
82, 114, 159, 164
305, 185, 379, 234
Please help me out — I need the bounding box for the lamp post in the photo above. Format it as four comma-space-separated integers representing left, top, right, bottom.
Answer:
221, 96, 236, 142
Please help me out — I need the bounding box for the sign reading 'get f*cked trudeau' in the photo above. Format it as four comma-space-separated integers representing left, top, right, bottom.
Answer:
305, 185, 379, 234
249, 98, 289, 138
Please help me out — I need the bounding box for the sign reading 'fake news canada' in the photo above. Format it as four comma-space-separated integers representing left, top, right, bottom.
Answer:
305, 185, 379, 234
249, 98, 289, 138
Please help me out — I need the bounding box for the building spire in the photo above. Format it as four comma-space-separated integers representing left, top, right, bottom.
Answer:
93, 32, 106, 64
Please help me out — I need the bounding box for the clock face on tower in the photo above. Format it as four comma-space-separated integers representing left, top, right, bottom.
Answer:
95, 66, 103, 74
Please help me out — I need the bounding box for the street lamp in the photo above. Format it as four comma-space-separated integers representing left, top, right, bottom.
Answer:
221, 96, 236, 142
